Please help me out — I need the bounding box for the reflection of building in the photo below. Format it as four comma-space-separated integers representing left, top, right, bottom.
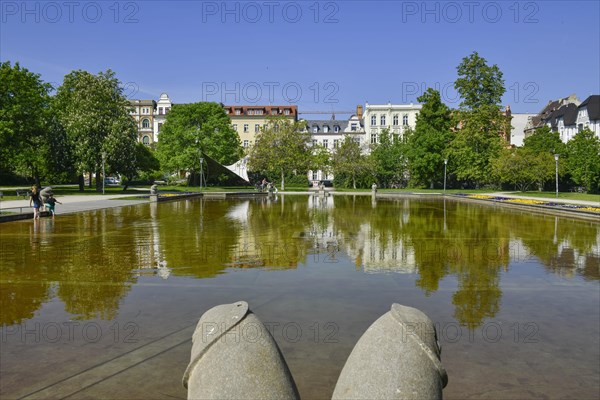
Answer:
223, 105, 298, 149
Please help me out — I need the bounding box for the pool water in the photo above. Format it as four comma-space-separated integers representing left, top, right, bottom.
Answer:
1, 195, 598, 399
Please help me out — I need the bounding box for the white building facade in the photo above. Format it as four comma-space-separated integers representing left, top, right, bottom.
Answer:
363, 102, 422, 146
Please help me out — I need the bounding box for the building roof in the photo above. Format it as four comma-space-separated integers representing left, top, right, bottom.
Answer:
578, 95, 600, 120
304, 119, 349, 133
548, 103, 578, 127
224, 105, 298, 118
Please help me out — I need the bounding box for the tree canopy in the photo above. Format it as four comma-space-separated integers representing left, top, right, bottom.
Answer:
454, 51, 505, 110
156, 102, 242, 176
406, 88, 452, 188
54, 69, 137, 190
247, 116, 310, 190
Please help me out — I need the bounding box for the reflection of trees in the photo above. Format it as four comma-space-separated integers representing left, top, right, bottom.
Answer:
56, 207, 143, 320
157, 199, 243, 278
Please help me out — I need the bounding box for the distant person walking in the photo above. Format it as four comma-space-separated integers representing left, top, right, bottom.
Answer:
44, 194, 62, 217
29, 186, 42, 219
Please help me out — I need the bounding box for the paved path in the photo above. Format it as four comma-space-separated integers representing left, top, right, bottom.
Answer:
0, 194, 148, 216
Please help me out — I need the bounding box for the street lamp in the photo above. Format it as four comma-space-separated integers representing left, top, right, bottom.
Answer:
443, 159, 448, 194
554, 154, 559, 198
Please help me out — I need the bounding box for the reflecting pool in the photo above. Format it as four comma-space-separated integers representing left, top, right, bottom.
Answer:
1, 195, 599, 399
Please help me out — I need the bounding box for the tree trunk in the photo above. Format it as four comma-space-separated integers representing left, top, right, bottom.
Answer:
78, 174, 85, 192
95, 169, 102, 192
352, 175, 356, 189
429, 180, 434, 189
281, 170, 285, 191
88, 172, 93, 188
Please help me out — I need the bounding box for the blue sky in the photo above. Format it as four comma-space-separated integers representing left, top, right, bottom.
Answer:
1, 0, 599, 114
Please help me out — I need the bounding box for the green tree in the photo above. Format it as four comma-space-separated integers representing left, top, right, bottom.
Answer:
492, 147, 553, 191
156, 102, 242, 180
331, 136, 372, 189
522, 126, 565, 155
566, 128, 600, 193
448, 107, 506, 187
120, 143, 161, 189
0, 61, 53, 185
370, 129, 405, 188
310, 144, 332, 179
454, 51, 505, 110
406, 88, 452, 188
247, 117, 310, 190
54, 69, 137, 191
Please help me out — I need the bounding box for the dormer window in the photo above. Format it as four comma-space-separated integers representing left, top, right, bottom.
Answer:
334, 125, 340, 133
235, 109, 242, 115
271, 109, 278, 115
351, 123, 357, 131
284, 109, 290, 115
324, 125, 330, 133
313, 126, 319, 133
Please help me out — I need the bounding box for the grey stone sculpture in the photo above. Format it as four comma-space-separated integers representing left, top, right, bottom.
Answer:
332, 303, 448, 400
183, 301, 299, 400
40, 186, 53, 202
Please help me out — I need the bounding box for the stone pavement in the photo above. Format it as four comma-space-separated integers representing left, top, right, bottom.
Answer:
0, 194, 148, 217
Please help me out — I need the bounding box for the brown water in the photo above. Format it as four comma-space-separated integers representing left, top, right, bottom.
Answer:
1, 195, 598, 399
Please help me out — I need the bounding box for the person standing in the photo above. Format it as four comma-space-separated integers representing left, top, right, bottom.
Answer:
29, 186, 42, 219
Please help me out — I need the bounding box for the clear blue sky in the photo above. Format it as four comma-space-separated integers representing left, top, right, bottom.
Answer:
2, 0, 599, 114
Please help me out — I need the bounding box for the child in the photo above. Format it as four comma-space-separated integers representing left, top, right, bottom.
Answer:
44, 194, 62, 217
29, 186, 42, 219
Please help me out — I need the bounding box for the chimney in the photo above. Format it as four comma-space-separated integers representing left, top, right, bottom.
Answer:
356, 105, 363, 119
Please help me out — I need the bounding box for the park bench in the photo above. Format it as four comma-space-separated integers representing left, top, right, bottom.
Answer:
15, 189, 29, 197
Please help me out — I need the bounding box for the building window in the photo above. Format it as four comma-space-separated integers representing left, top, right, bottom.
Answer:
233, 124, 238, 131
393, 114, 399, 125
351, 123, 357, 131
255, 124, 260, 133
323, 139, 328, 148
403, 114, 409, 126
324, 125, 329, 133
312, 171, 318, 180
333, 139, 339, 148
313, 126, 319, 133
380, 115, 386, 126
271, 109, 278, 115
284, 109, 290, 115
142, 135, 150, 144
312, 139, 318, 146
158, 107, 163, 115
334, 125, 340, 133
243, 124, 249, 133
158, 123, 163, 132
142, 119, 150, 128
371, 115, 377, 126
165, 107, 170, 114
353, 138, 361, 145
243, 140, 249, 147
235, 109, 242, 115
371, 134, 377, 144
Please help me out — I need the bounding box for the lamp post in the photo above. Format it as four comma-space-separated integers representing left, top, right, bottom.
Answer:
443, 159, 448, 194
554, 154, 559, 198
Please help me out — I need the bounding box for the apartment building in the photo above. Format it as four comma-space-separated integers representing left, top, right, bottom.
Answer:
223, 105, 298, 148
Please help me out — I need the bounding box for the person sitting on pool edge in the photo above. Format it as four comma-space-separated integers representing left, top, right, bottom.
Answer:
44, 194, 62, 217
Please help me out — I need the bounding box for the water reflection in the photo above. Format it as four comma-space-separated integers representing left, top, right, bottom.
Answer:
0, 195, 598, 329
